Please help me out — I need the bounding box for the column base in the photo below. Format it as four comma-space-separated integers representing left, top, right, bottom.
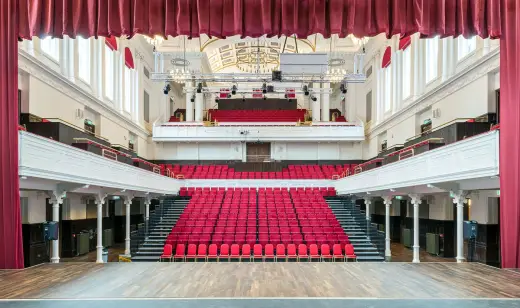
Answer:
412, 245, 420, 263
385, 255, 392, 262
456, 256, 466, 263
50, 257, 60, 264
96, 259, 104, 263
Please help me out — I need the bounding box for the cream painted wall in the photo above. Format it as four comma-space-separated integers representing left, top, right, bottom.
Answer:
469, 190, 499, 224
20, 191, 47, 224
29, 76, 85, 128
154, 142, 244, 160
272, 142, 363, 161
428, 193, 455, 221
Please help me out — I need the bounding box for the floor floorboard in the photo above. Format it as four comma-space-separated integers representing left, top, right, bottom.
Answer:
0, 263, 519, 299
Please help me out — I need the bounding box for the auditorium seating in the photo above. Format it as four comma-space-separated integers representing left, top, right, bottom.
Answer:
164, 187, 356, 262
208, 109, 306, 122
161, 164, 357, 180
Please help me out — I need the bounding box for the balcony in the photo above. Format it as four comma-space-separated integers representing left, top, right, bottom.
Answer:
153, 122, 365, 142
334, 130, 499, 195
19, 131, 181, 194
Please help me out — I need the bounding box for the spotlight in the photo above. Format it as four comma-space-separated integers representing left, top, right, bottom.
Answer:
227, 93, 232, 98
262, 83, 267, 94
303, 85, 309, 96
284, 94, 288, 99
288, 99, 292, 103
190, 95, 195, 103
163, 83, 171, 95
231, 85, 237, 95
215, 98, 220, 103
311, 95, 317, 102
340, 83, 347, 94
263, 95, 267, 100
196, 83, 202, 93
242, 96, 246, 102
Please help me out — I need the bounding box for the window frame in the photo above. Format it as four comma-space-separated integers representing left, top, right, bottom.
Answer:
40, 37, 60, 62
383, 65, 392, 113
77, 36, 92, 85
124, 66, 133, 113
401, 46, 412, 100
457, 36, 477, 62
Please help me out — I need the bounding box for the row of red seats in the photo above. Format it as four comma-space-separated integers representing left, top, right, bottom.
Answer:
161, 243, 356, 262
207, 109, 307, 122
179, 187, 336, 197
161, 164, 358, 180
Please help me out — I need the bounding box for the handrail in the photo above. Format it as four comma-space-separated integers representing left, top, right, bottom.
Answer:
405, 118, 475, 142
42, 117, 110, 142
132, 157, 162, 174
386, 138, 444, 158
111, 143, 135, 153
73, 138, 132, 158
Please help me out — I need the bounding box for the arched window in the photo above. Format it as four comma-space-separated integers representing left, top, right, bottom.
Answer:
40, 37, 60, 61
458, 36, 477, 61
425, 36, 439, 83
77, 37, 91, 83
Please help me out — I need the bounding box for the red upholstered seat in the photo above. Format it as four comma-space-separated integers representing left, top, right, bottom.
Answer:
253, 244, 263, 261
173, 244, 186, 262
264, 244, 275, 261
185, 244, 197, 261
332, 244, 344, 262
275, 244, 286, 261
230, 244, 240, 261
207, 244, 218, 261
219, 244, 230, 262
345, 244, 357, 261
160, 244, 173, 262
241, 244, 251, 261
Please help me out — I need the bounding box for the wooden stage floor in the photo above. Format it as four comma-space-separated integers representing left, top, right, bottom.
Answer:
1, 263, 520, 300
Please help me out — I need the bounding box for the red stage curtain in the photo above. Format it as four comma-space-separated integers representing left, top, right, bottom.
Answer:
4, 0, 507, 269
382, 46, 392, 68
0, 0, 24, 269
500, 0, 520, 269
105, 36, 118, 51
124, 47, 135, 69
399, 36, 412, 50
18, 0, 502, 40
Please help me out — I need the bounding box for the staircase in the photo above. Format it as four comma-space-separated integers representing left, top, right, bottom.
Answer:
326, 197, 385, 262
131, 197, 189, 262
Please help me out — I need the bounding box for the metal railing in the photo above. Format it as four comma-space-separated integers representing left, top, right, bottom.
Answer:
130, 198, 168, 255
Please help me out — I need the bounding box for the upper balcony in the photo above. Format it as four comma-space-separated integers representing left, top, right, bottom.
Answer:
153, 121, 364, 142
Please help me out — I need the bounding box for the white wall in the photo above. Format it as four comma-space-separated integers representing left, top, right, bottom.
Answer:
155, 142, 244, 160
20, 191, 47, 224
19, 35, 160, 159
272, 142, 362, 161
469, 190, 499, 224
428, 193, 455, 221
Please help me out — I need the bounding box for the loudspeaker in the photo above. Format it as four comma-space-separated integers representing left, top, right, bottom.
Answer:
463, 220, 478, 239
43, 221, 59, 241
26, 243, 49, 268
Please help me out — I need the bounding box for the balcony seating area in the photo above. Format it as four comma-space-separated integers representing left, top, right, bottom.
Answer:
161, 164, 357, 180
165, 187, 354, 261
208, 109, 306, 122
168, 116, 181, 122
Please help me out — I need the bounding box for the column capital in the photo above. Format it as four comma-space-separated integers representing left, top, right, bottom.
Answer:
382, 196, 393, 206
451, 190, 468, 205
123, 195, 134, 206
363, 197, 372, 206
409, 194, 422, 205
144, 196, 153, 206
48, 190, 66, 205
94, 192, 107, 206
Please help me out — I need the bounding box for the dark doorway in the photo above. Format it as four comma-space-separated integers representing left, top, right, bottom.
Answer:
246, 142, 271, 162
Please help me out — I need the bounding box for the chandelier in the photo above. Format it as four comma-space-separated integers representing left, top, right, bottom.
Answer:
144, 35, 166, 49
168, 68, 193, 83
326, 68, 349, 83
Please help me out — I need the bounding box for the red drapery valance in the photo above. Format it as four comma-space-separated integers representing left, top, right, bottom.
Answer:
399, 36, 412, 50
17, 0, 502, 40
124, 47, 134, 69
105, 36, 118, 51
382, 46, 392, 68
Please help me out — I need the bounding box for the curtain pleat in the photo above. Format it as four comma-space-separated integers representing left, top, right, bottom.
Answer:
18, 0, 502, 39
0, 0, 23, 269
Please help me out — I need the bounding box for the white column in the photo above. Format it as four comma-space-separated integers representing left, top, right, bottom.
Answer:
383, 196, 393, 261
95, 193, 107, 263
321, 83, 330, 122
452, 190, 467, 263
311, 84, 320, 122
145, 198, 151, 221
124, 196, 133, 256
412, 35, 425, 99
195, 92, 204, 122
410, 194, 422, 263
185, 83, 194, 122
364, 197, 371, 220
49, 190, 65, 263
441, 38, 456, 82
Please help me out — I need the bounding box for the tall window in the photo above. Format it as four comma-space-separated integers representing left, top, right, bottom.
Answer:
40, 37, 60, 61
384, 65, 392, 112
402, 47, 411, 99
104, 45, 114, 100
425, 37, 439, 83
124, 66, 132, 113
77, 37, 91, 83
458, 36, 477, 61
144, 91, 150, 123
